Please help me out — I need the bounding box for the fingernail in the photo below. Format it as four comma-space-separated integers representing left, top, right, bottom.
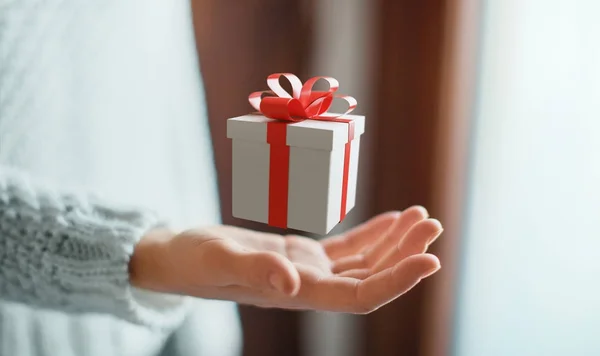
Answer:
428, 228, 443, 245
424, 264, 441, 278
269, 273, 286, 293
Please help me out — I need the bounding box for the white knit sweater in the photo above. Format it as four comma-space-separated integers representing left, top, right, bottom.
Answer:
0, 1, 241, 356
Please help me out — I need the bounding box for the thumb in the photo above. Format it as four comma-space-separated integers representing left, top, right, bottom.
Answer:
202, 240, 301, 295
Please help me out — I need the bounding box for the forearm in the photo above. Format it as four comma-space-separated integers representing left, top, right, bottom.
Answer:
0, 166, 187, 329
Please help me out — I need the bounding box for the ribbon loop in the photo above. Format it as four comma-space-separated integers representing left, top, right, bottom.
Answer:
249, 90, 274, 112
313, 95, 358, 120
249, 73, 356, 122
260, 97, 307, 122
267, 73, 303, 99
299, 76, 339, 107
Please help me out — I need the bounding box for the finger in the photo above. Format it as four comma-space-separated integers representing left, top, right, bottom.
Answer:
335, 218, 440, 274
356, 253, 440, 312
203, 240, 301, 295
331, 255, 366, 274
330, 206, 430, 273
297, 253, 440, 313
372, 219, 443, 273
363, 206, 429, 265
337, 268, 370, 279
321, 211, 401, 260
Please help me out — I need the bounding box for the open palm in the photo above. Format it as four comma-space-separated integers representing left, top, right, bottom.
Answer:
152, 206, 442, 314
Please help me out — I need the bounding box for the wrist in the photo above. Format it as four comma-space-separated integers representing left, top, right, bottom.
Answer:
129, 227, 177, 293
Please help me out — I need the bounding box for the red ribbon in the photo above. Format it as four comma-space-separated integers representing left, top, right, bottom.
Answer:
248, 73, 357, 230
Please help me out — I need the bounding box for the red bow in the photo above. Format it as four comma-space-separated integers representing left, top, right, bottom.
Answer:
248, 73, 357, 121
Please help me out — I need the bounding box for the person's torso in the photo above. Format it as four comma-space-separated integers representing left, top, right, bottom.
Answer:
0, 1, 240, 355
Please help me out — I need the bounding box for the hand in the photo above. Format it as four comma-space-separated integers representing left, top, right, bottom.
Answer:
130, 206, 442, 313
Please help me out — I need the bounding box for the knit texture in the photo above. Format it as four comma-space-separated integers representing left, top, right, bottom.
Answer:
0, 0, 241, 355
0, 166, 188, 329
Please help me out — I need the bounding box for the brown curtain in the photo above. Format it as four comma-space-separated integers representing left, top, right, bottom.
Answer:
364, 1, 481, 356
192, 0, 480, 355
192, 1, 315, 356
363, 2, 449, 355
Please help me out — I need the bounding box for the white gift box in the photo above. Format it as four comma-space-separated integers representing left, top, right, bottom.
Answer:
227, 114, 365, 235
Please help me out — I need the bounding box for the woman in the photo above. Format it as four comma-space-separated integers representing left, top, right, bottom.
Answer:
0, 2, 442, 355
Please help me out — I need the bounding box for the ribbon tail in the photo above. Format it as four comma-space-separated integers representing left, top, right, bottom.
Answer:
312, 95, 358, 120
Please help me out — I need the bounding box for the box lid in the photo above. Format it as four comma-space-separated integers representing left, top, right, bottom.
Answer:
227, 114, 365, 151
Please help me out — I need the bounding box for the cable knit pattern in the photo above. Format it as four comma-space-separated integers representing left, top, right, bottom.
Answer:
0, 0, 242, 355
0, 167, 187, 329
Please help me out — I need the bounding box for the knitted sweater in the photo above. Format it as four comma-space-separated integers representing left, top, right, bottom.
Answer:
0, 1, 240, 356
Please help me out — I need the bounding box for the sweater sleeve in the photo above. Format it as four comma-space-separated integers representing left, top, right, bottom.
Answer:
0, 166, 189, 330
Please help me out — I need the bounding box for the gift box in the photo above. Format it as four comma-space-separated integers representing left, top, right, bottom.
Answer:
227, 73, 365, 235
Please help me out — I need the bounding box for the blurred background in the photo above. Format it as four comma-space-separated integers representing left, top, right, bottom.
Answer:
194, 0, 600, 356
